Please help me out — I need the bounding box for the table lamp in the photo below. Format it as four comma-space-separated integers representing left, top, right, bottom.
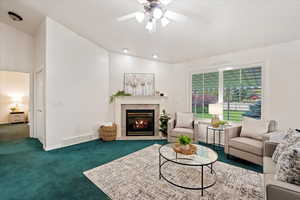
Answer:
209, 103, 223, 128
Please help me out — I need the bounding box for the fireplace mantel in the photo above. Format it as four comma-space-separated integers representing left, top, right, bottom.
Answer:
114, 96, 168, 138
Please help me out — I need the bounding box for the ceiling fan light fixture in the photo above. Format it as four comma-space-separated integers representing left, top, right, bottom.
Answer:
153, 7, 163, 19
152, 54, 158, 59
161, 17, 170, 27
135, 12, 145, 23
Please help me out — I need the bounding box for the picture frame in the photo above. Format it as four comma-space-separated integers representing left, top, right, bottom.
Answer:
124, 73, 155, 96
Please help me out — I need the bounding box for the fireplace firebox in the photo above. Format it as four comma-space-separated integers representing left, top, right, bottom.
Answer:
126, 109, 155, 136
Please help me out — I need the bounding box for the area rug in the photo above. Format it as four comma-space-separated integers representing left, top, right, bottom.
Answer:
84, 144, 264, 200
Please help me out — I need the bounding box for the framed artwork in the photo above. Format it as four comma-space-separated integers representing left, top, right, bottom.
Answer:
124, 73, 155, 96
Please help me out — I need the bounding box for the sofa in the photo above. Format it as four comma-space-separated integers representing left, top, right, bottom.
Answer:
264, 141, 300, 200
224, 120, 277, 165
167, 112, 199, 143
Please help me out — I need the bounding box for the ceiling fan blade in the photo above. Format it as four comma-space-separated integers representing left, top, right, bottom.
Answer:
160, 0, 173, 5
164, 10, 188, 22
117, 12, 138, 22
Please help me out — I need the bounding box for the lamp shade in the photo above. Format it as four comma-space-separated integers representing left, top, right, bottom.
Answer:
209, 103, 223, 115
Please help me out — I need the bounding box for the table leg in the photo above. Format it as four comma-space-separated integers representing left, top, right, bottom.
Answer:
213, 130, 216, 149
206, 127, 208, 144
219, 130, 221, 147
201, 165, 204, 196
159, 154, 161, 179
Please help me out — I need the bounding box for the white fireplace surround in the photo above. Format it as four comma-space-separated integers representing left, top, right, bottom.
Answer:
114, 96, 168, 138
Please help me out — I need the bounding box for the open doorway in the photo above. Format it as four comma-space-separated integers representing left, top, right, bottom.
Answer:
0, 71, 30, 141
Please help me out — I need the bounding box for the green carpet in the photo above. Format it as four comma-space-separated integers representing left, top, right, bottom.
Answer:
0, 138, 262, 200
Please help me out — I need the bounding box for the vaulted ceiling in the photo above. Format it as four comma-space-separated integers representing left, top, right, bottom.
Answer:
1, 0, 300, 63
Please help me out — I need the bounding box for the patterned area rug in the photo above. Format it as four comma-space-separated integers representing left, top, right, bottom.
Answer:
84, 144, 264, 200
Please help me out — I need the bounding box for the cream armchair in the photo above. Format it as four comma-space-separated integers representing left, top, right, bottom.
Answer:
224, 120, 278, 165
167, 112, 200, 143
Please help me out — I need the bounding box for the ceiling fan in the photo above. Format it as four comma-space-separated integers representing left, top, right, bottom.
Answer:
117, 0, 187, 33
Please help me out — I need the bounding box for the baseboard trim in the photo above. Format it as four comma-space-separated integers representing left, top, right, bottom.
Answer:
44, 134, 99, 151
44, 144, 62, 151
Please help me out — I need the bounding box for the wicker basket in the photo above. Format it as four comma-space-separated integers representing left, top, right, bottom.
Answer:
99, 123, 117, 141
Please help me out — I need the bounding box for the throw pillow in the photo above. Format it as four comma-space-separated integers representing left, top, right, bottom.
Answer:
175, 112, 194, 129
286, 129, 300, 144
275, 143, 300, 186
272, 129, 300, 163
272, 142, 288, 163
240, 117, 269, 140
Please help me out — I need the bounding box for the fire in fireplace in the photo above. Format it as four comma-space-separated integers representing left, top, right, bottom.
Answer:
126, 109, 155, 136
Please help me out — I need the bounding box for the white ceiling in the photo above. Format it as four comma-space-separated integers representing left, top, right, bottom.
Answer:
1, 0, 300, 63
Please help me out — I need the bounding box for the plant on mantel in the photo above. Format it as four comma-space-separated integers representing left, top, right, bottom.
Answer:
109, 90, 131, 104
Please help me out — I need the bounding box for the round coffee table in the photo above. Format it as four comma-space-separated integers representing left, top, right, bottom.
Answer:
159, 144, 218, 196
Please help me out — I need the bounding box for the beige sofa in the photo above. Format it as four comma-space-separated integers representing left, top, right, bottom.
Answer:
224, 120, 277, 165
264, 141, 300, 200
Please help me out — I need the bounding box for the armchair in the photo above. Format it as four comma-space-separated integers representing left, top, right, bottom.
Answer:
167, 112, 200, 143
224, 120, 278, 165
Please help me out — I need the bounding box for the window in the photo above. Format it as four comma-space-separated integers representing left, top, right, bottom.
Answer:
223, 67, 262, 121
192, 66, 262, 122
192, 72, 219, 119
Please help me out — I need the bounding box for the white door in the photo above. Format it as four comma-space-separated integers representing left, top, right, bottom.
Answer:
35, 69, 45, 145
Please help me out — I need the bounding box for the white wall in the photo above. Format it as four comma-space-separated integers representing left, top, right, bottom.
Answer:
109, 53, 178, 119
44, 18, 110, 150
0, 71, 30, 123
176, 40, 300, 130
35, 21, 46, 71
0, 22, 34, 72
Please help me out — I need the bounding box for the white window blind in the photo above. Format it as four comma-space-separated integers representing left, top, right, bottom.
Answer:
192, 72, 219, 118
223, 66, 262, 121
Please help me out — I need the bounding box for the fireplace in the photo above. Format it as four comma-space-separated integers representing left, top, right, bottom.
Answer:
126, 109, 155, 136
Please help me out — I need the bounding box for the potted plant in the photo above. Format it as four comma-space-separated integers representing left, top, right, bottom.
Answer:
109, 90, 131, 103
178, 135, 192, 151
159, 109, 171, 136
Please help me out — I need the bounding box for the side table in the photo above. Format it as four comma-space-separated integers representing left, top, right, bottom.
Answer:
8, 112, 26, 124
206, 126, 226, 150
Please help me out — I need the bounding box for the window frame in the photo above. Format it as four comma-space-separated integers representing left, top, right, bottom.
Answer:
189, 62, 265, 122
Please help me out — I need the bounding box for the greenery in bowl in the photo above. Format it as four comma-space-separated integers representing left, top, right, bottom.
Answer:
178, 135, 192, 145
218, 120, 228, 126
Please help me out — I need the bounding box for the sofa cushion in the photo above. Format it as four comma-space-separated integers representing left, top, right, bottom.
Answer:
264, 157, 276, 174
240, 117, 269, 140
229, 137, 263, 156
175, 112, 194, 129
170, 128, 193, 138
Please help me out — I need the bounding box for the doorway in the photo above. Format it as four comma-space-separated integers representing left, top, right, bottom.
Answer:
0, 71, 30, 141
